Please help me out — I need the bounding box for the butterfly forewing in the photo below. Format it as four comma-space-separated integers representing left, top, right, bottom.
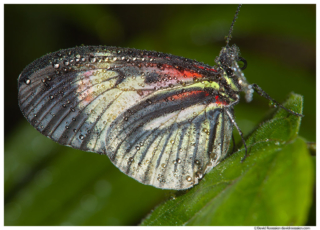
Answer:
18, 46, 235, 189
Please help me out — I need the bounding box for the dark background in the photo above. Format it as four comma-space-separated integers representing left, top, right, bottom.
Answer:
5, 4, 315, 225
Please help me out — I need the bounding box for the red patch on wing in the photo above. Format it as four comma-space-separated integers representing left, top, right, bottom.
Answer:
161, 64, 204, 79
193, 64, 217, 73
170, 90, 210, 101
215, 95, 227, 105
144, 63, 210, 80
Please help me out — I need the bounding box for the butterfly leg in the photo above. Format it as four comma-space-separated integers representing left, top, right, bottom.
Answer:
225, 108, 248, 162
232, 134, 236, 154
251, 83, 304, 117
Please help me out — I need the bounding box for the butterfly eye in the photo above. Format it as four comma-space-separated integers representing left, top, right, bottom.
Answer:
237, 56, 247, 70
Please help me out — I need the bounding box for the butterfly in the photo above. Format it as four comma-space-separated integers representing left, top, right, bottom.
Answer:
17, 5, 302, 190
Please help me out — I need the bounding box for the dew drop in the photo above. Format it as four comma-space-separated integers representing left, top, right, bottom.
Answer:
25, 78, 31, 85
137, 90, 144, 96
203, 128, 209, 134
195, 171, 203, 179
54, 63, 60, 69
186, 176, 192, 182
79, 135, 84, 140
136, 146, 140, 150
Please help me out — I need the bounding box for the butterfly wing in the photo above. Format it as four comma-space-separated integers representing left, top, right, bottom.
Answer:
18, 46, 234, 190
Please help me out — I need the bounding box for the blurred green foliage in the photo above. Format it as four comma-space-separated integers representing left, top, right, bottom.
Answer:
5, 4, 315, 226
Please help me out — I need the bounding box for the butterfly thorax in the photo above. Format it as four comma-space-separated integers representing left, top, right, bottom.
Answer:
215, 44, 253, 104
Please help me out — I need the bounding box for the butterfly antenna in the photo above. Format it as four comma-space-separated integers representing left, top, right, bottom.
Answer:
226, 4, 242, 47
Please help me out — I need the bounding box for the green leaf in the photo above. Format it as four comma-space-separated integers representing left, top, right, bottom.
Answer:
141, 93, 314, 226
